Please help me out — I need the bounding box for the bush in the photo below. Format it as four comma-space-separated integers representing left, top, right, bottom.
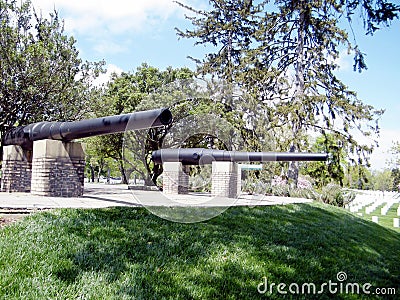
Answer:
243, 176, 319, 199
242, 179, 272, 195
271, 184, 290, 197
242, 177, 354, 206
190, 174, 211, 192
319, 184, 345, 207
289, 187, 319, 200
342, 189, 356, 207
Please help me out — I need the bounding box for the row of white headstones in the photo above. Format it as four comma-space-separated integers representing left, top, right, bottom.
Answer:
346, 190, 400, 228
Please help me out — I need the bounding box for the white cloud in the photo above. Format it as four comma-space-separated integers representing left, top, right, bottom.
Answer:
31, 0, 184, 35
30, 0, 200, 57
93, 40, 128, 56
335, 50, 352, 72
324, 49, 352, 72
92, 64, 123, 86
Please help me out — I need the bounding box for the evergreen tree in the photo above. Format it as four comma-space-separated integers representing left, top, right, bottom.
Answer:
302, 134, 346, 187
176, 0, 398, 185
0, 0, 104, 156
87, 64, 194, 184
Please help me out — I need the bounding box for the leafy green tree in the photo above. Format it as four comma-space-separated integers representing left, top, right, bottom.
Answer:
343, 163, 372, 189
84, 145, 107, 183
388, 141, 400, 191
0, 0, 104, 156
175, 0, 398, 185
302, 134, 346, 188
371, 169, 393, 191
86, 70, 147, 184
88, 64, 194, 184
390, 168, 400, 192
133, 79, 241, 184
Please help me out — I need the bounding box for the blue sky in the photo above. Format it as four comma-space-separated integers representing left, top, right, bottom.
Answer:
31, 0, 399, 170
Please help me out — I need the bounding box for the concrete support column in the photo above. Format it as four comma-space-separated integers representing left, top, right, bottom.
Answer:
237, 164, 242, 196
1, 145, 32, 192
211, 161, 238, 198
31, 140, 85, 197
162, 162, 189, 195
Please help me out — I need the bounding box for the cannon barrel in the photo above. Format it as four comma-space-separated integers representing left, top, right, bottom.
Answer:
152, 148, 328, 165
3, 108, 172, 150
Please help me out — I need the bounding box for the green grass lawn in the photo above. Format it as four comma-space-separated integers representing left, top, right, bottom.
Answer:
0, 203, 399, 299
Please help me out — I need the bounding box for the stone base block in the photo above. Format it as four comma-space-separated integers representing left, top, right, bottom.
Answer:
211, 162, 238, 198
31, 140, 85, 197
163, 162, 189, 194
1, 145, 32, 192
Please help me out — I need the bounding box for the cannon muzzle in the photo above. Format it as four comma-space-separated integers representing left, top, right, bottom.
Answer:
152, 148, 328, 165
3, 108, 172, 150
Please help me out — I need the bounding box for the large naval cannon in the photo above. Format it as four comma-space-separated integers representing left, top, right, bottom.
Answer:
152, 148, 328, 165
1, 108, 172, 196
3, 108, 172, 150
153, 148, 327, 198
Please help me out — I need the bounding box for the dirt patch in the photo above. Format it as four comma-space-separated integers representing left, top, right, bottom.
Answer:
0, 214, 27, 229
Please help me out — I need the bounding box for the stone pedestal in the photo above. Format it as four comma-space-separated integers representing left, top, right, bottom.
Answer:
31, 140, 85, 197
237, 164, 242, 196
1, 145, 32, 192
163, 162, 189, 195
211, 162, 238, 198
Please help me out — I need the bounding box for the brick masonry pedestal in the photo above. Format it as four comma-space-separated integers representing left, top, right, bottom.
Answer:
1, 145, 32, 192
162, 162, 189, 195
31, 140, 85, 197
211, 161, 238, 198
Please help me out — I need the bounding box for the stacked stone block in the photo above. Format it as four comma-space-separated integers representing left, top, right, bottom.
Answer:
163, 162, 189, 194
1, 145, 32, 193
31, 140, 85, 197
237, 164, 242, 196
211, 161, 238, 198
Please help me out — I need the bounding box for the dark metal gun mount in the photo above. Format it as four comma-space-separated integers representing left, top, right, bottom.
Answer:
3, 108, 172, 150
152, 148, 328, 165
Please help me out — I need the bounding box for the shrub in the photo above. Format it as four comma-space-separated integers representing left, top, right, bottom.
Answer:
242, 177, 355, 206
190, 174, 211, 192
271, 184, 290, 197
289, 187, 319, 200
319, 184, 345, 207
242, 179, 272, 195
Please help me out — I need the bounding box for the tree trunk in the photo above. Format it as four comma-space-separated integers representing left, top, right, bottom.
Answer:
90, 165, 95, 183
118, 159, 128, 184
96, 167, 101, 183
287, 3, 307, 188
125, 169, 134, 184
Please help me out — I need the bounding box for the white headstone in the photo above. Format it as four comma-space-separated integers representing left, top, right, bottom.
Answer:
394, 218, 399, 228
372, 216, 379, 224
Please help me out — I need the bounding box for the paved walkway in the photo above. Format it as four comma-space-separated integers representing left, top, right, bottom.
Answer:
0, 183, 312, 210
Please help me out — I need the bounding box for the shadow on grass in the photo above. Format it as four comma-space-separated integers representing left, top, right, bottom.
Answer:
1, 203, 399, 299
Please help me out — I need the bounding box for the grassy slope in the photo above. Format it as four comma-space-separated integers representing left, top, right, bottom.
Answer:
0, 203, 399, 299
